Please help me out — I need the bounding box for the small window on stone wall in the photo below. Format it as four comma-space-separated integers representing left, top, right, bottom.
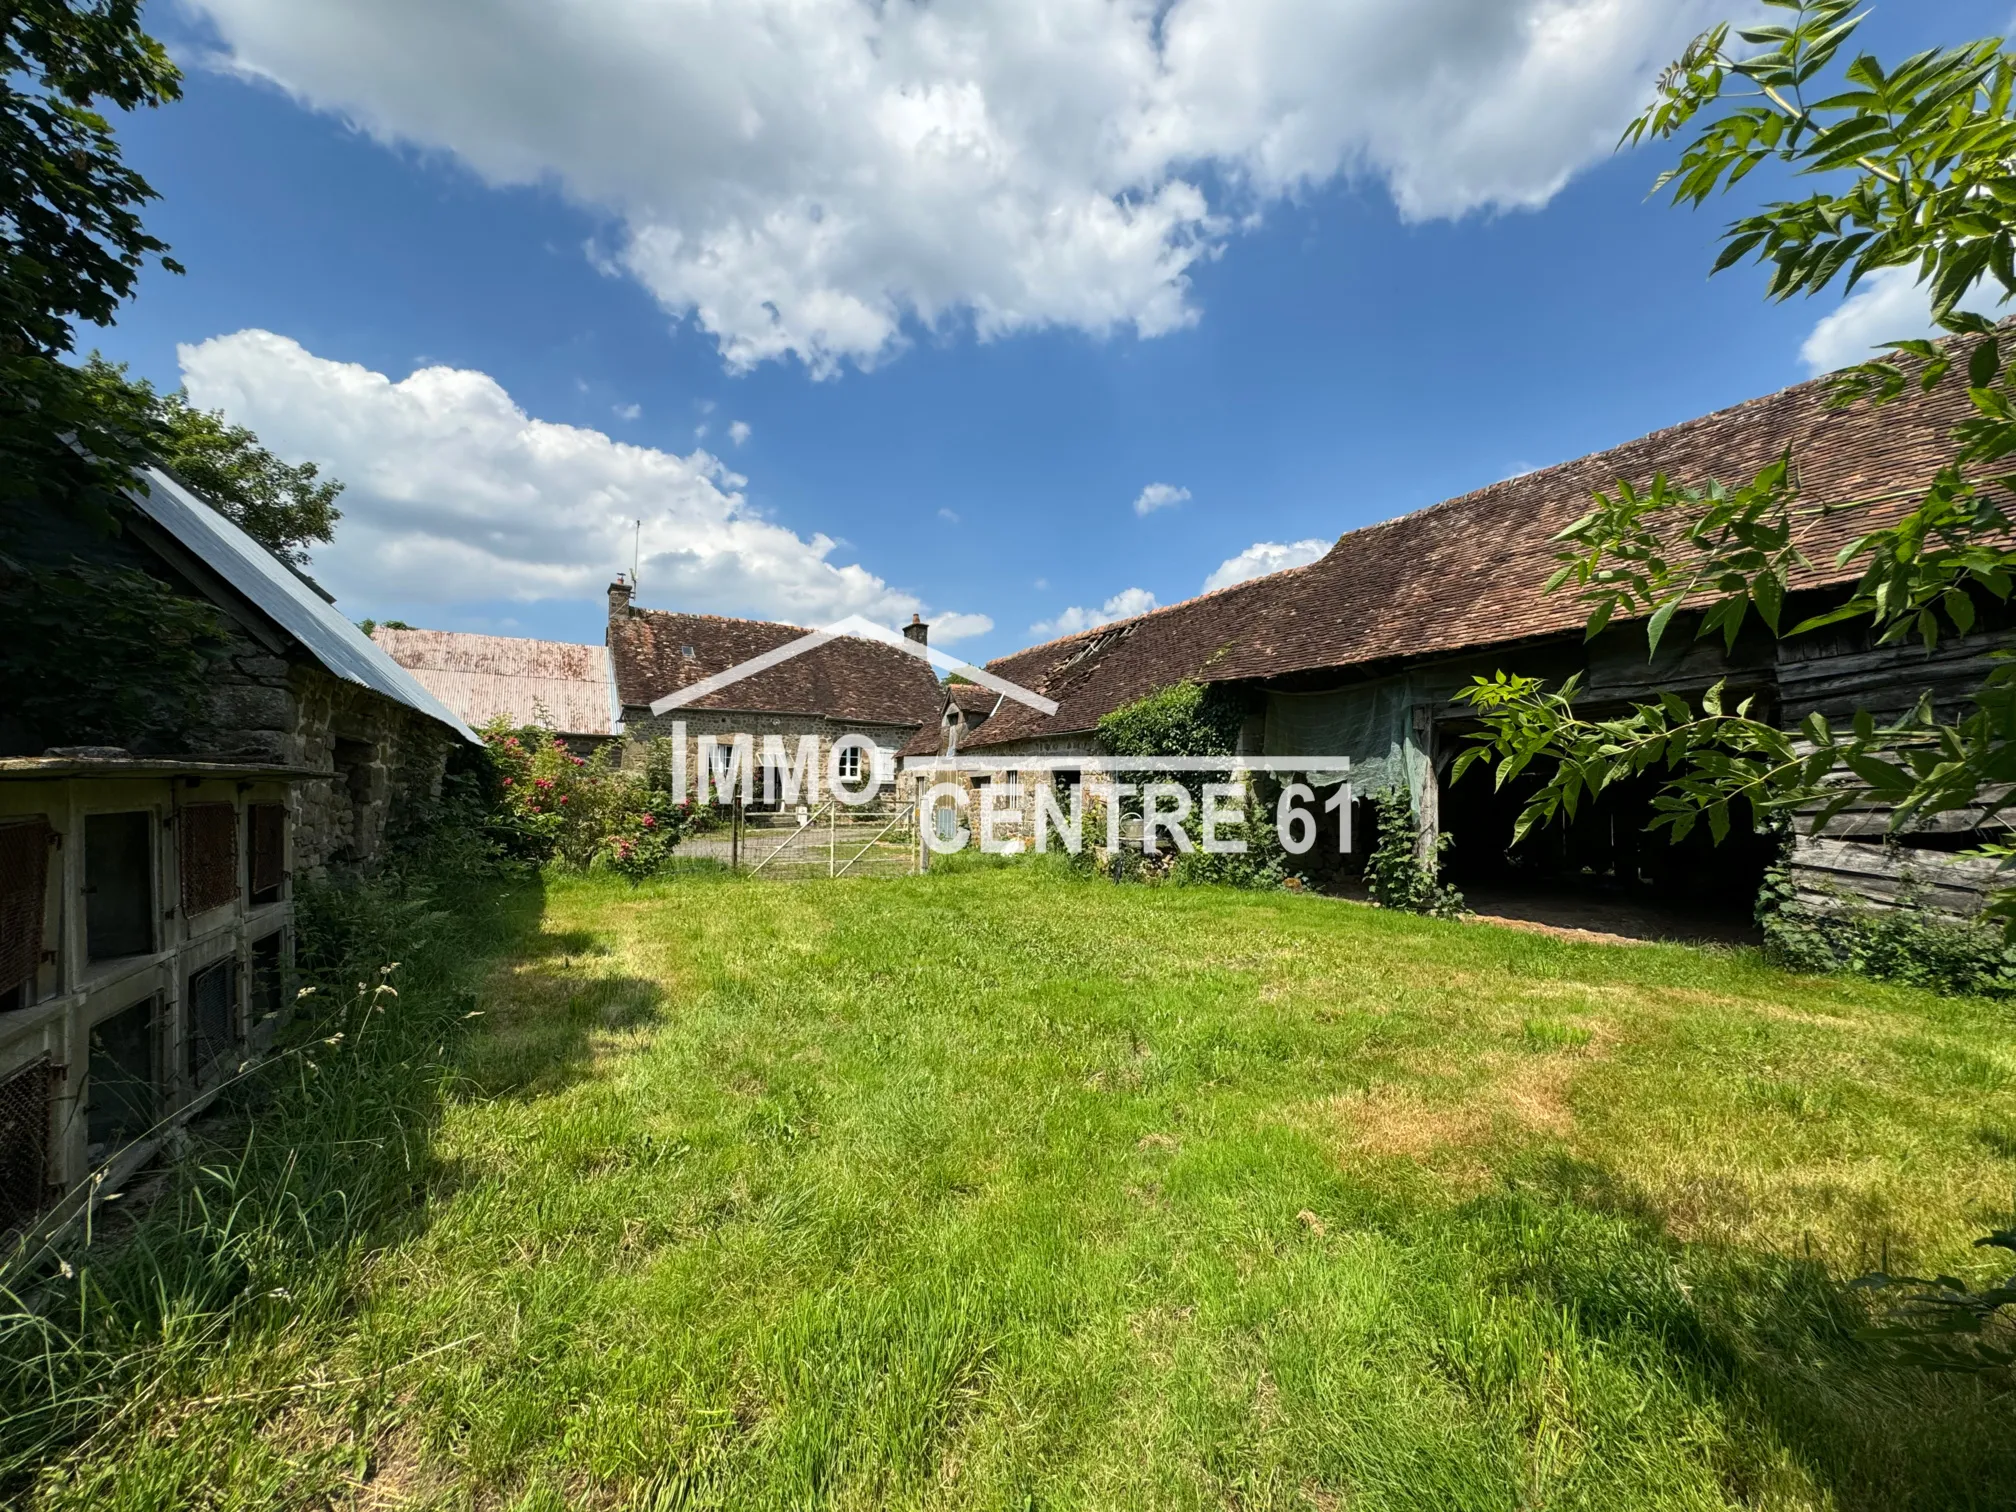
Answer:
85, 813, 154, 962
335, 739, 374, 797
0, 819, 53, 1009
334, 739, 375, 856
179, 803, 239, 917
247, 803, 286, 905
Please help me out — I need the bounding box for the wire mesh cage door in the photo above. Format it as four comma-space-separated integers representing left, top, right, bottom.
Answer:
179, 803, 240, 916
0, 1055, 56, 1238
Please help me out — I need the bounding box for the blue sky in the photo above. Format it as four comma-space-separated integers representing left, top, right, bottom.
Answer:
95, 0, 2011, 661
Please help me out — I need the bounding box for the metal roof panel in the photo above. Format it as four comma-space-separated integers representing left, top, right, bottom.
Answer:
129, 470, 481, 744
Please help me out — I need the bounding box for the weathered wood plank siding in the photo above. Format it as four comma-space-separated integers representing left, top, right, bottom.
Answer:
1776, 623, 2016, 919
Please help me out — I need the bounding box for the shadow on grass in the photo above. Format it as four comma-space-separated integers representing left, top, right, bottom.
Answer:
457, 949, 667, 1104
1471, 1153, 2016, 1511
0, 859, 643, 1492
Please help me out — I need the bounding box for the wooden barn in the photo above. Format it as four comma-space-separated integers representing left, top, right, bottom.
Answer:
910, 362, 1999, 935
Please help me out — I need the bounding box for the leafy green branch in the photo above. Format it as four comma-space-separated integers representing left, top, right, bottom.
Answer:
1454, 671, 1857, 847
1628, 1, 2016, 317
1455, 0, 2016, 930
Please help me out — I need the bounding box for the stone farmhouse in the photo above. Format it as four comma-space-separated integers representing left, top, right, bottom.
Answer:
608, 581, 945, 806
1, 471, 476, 1246
906, 361, 2001, 930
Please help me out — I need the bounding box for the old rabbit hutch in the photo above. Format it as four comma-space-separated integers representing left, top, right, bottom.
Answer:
0, 469, 475, 1249
0, 755, 307, 1238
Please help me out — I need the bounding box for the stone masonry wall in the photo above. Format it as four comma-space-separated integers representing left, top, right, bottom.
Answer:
200, 627, 455, 874
620, 708, 916, 806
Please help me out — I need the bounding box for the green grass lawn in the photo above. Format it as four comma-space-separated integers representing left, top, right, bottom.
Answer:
28, 867, 2016, 1508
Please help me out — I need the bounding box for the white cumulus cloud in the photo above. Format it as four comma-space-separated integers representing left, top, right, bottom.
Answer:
1133, 482, 1190, 516
185, 0, 1722, 376
177, 329, 983, 632
927, 611, 994, 645
1800, 265, 2008, 375
613, 401, 641, 420
1031, 586, 1159, 638
1202, 537, 1329, 592
727, 419, 752, 446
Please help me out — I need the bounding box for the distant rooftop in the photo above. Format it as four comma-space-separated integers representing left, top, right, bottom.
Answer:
371, 628, 620, 737
607, 606, 943, 729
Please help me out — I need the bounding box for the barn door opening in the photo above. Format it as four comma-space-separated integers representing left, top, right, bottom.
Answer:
1437, 747, 1773, 939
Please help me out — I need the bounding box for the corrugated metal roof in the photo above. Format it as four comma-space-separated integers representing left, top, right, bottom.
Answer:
371, 628, 619, 736
128, 470, 481, 744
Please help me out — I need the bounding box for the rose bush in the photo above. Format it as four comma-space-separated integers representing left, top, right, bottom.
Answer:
481, 720, 694, 878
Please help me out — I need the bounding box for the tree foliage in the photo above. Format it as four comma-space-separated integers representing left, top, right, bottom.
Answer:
0, 559, 227, 753
0, 0, 179, 539
82, 356, 344, 564
1457, 0, 2016, 928
0, 4, 220, 756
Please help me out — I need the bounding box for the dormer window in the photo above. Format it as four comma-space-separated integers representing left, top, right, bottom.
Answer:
681, 645, 696, 658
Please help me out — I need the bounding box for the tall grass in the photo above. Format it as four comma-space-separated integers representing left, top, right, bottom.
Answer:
0, 858, 538, 1497
4, 864, 2015, 1506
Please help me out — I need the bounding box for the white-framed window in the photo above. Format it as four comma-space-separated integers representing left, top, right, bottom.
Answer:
835, 744, 863, 781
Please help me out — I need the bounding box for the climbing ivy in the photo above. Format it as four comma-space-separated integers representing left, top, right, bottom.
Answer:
0, 557, 226, 753
1362, 787, 1464, 919
1095, 680, 1245, 765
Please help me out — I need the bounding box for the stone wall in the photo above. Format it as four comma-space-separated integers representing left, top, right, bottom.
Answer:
199, 626, 456, 874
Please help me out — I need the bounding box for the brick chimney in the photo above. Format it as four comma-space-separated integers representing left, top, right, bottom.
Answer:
902, 613, 928, 648
608, 575, 635, 620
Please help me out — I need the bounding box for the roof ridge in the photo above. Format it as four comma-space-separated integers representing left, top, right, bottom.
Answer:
995, 561, 1320, 670
626, 605, 816, 635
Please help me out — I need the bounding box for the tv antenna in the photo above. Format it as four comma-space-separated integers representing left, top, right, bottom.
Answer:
630, 519, 642, 595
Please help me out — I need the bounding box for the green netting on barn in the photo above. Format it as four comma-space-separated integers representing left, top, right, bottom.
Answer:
1261, 668, 1471, 804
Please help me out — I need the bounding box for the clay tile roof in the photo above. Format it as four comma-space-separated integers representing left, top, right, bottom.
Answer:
608, 608, 944, 728
963, 360, 1978, 749
947, 682, 1002, 716
960, 572, 1283, 750
1208, 362, 1976, 686
372, 629, 616, 736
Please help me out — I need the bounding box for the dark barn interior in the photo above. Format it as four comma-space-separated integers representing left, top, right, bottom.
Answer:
1437, 751, 1775, 941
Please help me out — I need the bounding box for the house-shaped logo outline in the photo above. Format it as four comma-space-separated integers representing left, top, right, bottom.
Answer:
646, 614, 1058, 719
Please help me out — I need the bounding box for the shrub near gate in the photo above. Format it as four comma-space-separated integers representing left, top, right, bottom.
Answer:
480, 720, 693, 874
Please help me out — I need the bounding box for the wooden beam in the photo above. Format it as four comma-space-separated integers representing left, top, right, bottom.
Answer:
1411, 705, 1439, 871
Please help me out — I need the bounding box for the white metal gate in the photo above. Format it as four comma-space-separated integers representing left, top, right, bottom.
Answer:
680, 801, 922, 879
